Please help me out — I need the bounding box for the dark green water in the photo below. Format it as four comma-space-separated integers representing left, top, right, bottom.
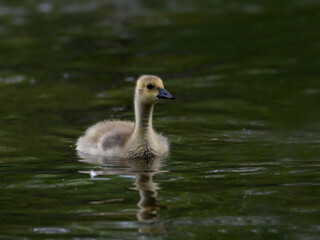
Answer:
1, 0, 320, 239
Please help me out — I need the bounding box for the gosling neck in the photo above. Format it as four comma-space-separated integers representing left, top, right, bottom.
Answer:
133, 98, 155, 138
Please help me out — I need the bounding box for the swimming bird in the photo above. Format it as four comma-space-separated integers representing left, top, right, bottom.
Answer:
76, 75, 175, 159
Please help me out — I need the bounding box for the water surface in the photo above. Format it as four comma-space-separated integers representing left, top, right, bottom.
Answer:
1, 0, 320, 239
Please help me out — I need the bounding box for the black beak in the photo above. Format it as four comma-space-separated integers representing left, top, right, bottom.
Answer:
157, 88, 175, 100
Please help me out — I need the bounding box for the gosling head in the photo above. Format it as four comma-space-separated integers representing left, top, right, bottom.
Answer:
135, 75, 175, 105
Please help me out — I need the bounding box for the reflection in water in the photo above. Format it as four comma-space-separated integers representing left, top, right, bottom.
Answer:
134, 172, 166, 221
77, 152, 167, 229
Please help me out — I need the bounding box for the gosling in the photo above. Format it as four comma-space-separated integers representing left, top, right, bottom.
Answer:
76, 75, 175, 159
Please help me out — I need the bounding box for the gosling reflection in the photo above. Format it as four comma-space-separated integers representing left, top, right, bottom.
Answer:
77, 152, 167, 222
134, 171, 166, 221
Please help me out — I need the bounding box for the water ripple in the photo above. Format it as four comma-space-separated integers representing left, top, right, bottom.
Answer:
0, 76, 25, 84
207, 167, 266, 174
32, 227, 70, 234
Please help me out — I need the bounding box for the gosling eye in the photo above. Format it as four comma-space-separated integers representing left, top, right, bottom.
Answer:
146, 84, 153, 90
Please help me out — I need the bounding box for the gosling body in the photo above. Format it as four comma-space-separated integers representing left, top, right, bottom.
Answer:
76, 75, 174, 159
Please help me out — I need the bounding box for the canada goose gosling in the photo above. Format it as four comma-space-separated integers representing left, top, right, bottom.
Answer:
76, 75, 175, 159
